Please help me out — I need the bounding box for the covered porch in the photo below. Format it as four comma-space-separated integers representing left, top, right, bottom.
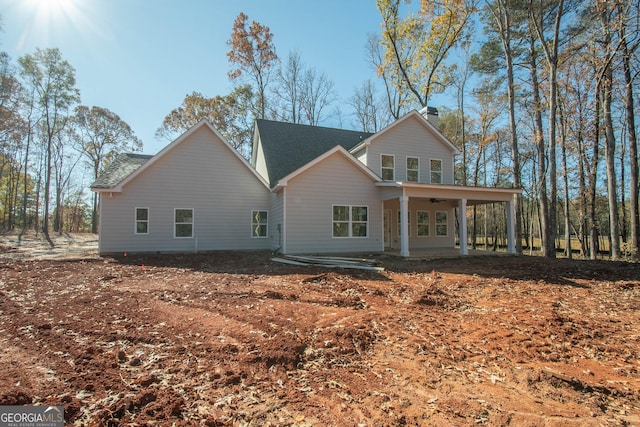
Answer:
377, 182, 522, 257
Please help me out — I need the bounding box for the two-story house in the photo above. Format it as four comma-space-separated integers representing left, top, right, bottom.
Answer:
91, 108, 521, 256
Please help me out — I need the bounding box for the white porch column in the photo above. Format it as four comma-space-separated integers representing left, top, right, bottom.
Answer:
400, 196, 410, 257
459, 198, 468, 255
507, 197, 516, 254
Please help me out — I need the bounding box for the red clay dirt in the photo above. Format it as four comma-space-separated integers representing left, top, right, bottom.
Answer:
0, 234, 638, 426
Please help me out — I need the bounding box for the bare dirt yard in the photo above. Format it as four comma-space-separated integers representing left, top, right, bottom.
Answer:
0, 233, 638, 426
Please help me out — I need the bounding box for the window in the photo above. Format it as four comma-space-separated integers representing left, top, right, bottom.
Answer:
333, 205, 368, 238
381, 154, 395, 181
430, 159, 442, 184
417, 211, 430, 237
252, 210, 268, 238
436, 211, 448, 237
175, 209, 193, 238
397, 210, 411, 237
406, 157, 419, 182
135, 208, 149, 234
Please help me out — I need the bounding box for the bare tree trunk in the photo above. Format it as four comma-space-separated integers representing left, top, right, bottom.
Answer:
589, 84, 601, 260
602, 68, 621, 260
620, 11, 639, 258
560, 104, 572, 259
488, 0, 523, 254
529, 33, 551, 257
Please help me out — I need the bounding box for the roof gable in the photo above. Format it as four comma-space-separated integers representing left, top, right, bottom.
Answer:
92, 120, 269, 192
351, 110, 461, 155
274, 145, 381, 190
254, 119, 373, 187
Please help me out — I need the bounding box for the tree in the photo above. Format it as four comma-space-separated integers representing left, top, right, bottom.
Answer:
529, 0, 566, 258
300, 67, 336, 126
482, 0, 526, 253
74, 105, 142, 233
367, 34, 411, 119
273, 51, 304, 123
227, 12, 278, 119
18, 48, 79, 245
271, 51, 337, 126
376, 0, 475, 108
349, 79, 391, 132
615, 0, 640, 259
156, 86, 254, 157
590, 0, 622, 260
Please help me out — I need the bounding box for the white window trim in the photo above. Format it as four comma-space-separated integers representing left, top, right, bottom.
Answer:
435, 210, 448, 237
381, 154, 395, 181
174, 208, 194, 239
397, 210, 411, 237
417, 210, 430, 237
135, 207, 149, 235
406, 156, 419, 182
251, 210, 268, 238
332, 205, 369, 239
430, 158, 443, 184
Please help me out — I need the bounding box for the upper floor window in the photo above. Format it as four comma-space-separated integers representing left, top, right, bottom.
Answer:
135, 208, 149, 234
381, 154, 395, 181
175, 208, 193, 238
430, 159, 442, 184
407, 157, 419, 182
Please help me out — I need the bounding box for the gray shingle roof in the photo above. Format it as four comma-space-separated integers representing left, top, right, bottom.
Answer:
255, 119, 373, 187
91, 153, 153, 189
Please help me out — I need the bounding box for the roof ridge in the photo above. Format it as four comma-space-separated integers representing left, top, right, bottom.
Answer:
256, 118, 372, 135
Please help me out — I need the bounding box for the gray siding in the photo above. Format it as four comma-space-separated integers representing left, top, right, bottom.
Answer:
99, 126, 270, 254
283, 152, 382, 254
269, 191, 284, 251
366, 115, 455, 184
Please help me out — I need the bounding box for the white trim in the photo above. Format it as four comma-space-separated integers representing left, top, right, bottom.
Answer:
134, 207, 149, 235
399, 195, 409, 256
282, 188, 287, 253
98, 194, 103, 253
251, 210, 268, 239
397, 209, 411, 237
406, 156, 419, 182
459, 199, 468, 254
381, 153, 395, 181
174, 208, 194, 239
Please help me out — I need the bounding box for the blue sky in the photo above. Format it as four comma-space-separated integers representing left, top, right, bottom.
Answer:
1, 0, 393, 154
